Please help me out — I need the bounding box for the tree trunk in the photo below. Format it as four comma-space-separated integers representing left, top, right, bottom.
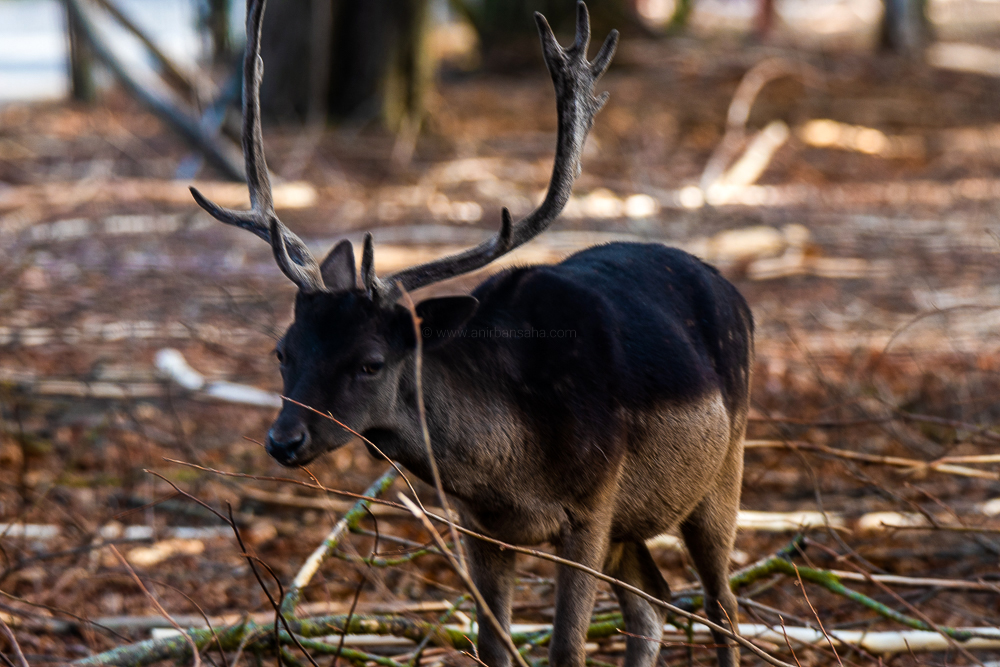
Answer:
880, 0, 930, 54
669, 0, 693, 32
754, 0, 776, 40
65, 0, 96, 102
257, 0, 431, 130
204, 0, 232, 64
457, 0, 627, 70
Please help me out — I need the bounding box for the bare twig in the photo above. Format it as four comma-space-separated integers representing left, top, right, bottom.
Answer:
62, 0, 244, 180
830, 557, 987, 665
398, 285, 466, 572
226, 505, 321, 667
727, 551, 990, 643
107, 544, 202, 667
745, 439, 1000, 480
792, 564, 843, 667
824, 571, 999, 591
333, 547, 440, 568
163, 458, 411, 510
0, 589, 127, 641
778, 617, 803, 667
0, 617, 28, 667
399, 494, 531, 667
281, 468, 399, 615
277, 397, 424, 506
89, 0, 205, 101
748, 410, 1000, 443
146, 579, 229, 667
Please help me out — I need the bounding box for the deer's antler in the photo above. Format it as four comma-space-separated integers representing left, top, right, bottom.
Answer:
366, 2, 617, 303
190, 0, 324, 293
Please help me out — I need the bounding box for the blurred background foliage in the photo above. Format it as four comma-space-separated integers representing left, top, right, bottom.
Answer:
2, 0, 935, 146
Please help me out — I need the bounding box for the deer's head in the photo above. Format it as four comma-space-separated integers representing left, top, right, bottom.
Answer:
191, 0, 616, 466
264, 241, 477, 465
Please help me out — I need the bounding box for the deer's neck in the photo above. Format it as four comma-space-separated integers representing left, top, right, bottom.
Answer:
383, 347, 527, 501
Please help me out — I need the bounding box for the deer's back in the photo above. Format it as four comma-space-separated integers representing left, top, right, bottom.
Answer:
469, 242, 752, 411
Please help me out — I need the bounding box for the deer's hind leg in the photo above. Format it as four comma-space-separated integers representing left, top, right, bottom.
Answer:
604, 541, 671, 667
679, 443, 743, 667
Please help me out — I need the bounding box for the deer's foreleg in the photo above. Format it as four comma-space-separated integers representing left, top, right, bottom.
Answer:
548, 518, 612, 667
467, 533, 517, 667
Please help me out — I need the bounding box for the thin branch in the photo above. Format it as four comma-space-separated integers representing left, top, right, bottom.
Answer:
778, 617, 803, 667
107, 545, 201, 667
332, 547, 439, 568
745, 439, 1000, 480
330, 506, 378, 667
0, 617, 28, 667
831, 558, 987, 665
727, 552, 987, 642
792, 564, 843, 667
287, 636, 405, 667
163, 458, 410, 510
0, 589, 127, 641
399, 494, 531, 667
275, 398, 425, 507
89, 0, 203, 100
146, 579, 229, 667
398, 285, 466, 572
226, 505, 321, 667
281, 468, 399, 615
61, 0, 244, 180
822, 571, 998, 592
747, 410, 1000, 443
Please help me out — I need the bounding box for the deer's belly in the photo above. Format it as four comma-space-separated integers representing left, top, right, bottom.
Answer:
612, 392, 734, 541
457, 495, 569, 546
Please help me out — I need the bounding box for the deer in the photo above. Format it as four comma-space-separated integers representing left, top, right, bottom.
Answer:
191, 1, 752, 666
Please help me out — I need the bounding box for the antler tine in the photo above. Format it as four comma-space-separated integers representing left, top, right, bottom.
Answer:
374, 1, 617, 304
361, 232, 381, 298
189, 0, 324, 293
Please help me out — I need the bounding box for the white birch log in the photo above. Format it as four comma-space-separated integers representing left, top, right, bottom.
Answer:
154, 348, 282, 408
151, 622, 1000, 655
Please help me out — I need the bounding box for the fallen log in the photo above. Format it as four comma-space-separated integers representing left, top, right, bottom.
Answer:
0, 179, 317, 213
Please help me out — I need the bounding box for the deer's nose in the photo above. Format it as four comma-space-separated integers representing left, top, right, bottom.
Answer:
266, 425, 309, 466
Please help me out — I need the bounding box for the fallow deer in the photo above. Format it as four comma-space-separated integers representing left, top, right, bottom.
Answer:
191, 2, 753, 666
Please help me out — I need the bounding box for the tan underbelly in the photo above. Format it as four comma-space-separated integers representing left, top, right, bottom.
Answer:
612, 392, 734, 541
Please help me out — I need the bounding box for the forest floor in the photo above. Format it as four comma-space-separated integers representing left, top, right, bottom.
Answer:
2, 35, 1000, 666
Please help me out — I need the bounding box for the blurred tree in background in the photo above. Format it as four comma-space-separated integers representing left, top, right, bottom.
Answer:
59, 0, 933, 140
256, 0, 431, 131
255, 0, 637, 127
201, 0, 233, 64
452, 0, 633, 70
880, 0, 931, 54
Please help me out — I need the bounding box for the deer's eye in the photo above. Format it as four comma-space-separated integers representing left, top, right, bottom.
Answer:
360, 360, 384, 376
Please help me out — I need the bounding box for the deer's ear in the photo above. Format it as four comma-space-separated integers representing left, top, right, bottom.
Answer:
320, 240, 356, 292
414, 296, 479, 349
